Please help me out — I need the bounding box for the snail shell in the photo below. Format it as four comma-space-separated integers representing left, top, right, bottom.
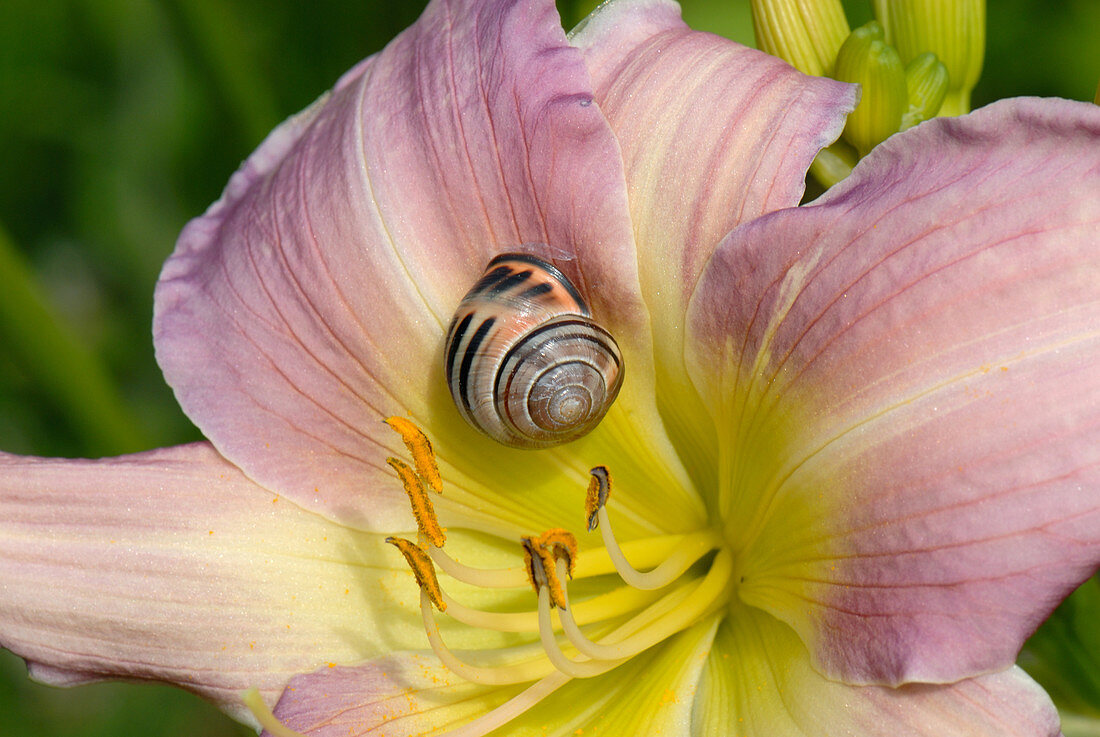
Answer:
445, 253, 624, 449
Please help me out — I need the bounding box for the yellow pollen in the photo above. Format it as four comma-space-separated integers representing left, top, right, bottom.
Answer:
384, 416, 443, 494
537, 528, 578, 579
522, 536, 568, 610
386, 457, 446, 548
585, 466, 611, 531
376, 421, 729, 736
386, 536, 447, 611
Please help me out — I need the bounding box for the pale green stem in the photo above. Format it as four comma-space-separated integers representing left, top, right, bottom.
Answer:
938, 89, 972, 116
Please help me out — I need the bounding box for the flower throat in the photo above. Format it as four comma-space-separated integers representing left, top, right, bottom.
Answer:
248, 417, 731, 737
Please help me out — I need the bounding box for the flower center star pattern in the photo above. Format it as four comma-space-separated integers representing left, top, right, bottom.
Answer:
354, 417, 734, 737
2, 0, 1099, 736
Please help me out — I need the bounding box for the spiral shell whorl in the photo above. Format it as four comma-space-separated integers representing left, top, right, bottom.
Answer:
445, 253, 624, 449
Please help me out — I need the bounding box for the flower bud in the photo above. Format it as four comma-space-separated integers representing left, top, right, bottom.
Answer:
750, 0, 849, 77
901, 52, 949, 129
873, 0, 984, 115
834, 21, 907, 156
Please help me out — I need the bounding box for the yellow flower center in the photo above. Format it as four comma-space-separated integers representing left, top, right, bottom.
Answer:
382, 418, 733, 735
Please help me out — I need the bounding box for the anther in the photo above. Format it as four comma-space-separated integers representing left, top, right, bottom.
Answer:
386, 457, 446, 548
585, 466, 611, 531
386, 536, 447, 611
522, 536, 568, 610
384, 416, 443, 494
536, 528, 578, 580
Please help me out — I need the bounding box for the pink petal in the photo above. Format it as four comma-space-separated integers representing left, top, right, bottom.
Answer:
572, 0, 857, 485
265, 617, 719, 736
0, 444, 424, 724
153, 0, 669, 533
687, 98, 1100, 685
263, 654, 506, 737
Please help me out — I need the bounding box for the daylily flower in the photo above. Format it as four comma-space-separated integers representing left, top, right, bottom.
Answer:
3, 0, 1099, 735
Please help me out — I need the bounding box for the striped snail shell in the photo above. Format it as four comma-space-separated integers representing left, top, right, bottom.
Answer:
445, 252, 625, 449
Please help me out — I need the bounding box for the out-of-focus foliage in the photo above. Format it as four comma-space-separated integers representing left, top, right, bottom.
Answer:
1019, 578, 1100, 719
0, 0, 1096, 735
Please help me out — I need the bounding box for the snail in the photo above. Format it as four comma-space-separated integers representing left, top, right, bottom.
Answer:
444, 252, 624, 449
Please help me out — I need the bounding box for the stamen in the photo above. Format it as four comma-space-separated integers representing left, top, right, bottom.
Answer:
532, 552, 732, 679
555, 557, 641, 661
577, 550, 733, 661
427, 574, 667, 635
585, 465, 612, 531
437, 552, 730, 737
555, 556, 691, 659
430, 545, 529, 589
434, 673, 570, 737
419, 590, 556, 685
585, 467, 719, 590
574, 531, 720, 579
536, 585, 625, 678
241, 688, 308, 737
386, 457, 446, 547
536, 528, 578, 579
430, 531, 716, 589
522, 536, 568, 610
598, 506, 720, 590
384, 416, 443, 493
386, 536, 446, 611
439, 591, 539, 633
377, 422, 732, 736
437, 576, 665, 632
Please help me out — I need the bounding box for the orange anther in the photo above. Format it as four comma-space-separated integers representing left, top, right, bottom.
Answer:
386, 536, 446, 611
387, 457, 446, 548
384, 416, 443, 494
522, 536, 569, 610
538, 528, 578, 579
585, 466, 611, 531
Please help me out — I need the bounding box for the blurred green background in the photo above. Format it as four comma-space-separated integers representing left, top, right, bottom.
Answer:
0, 0, 1097, 735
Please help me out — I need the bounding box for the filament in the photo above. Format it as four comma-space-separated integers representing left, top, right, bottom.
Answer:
420, 590, 555, 685
433, 532, 717, 588
596, 506, 720, 590
241, 689, 307, 737
431, 544, 529, 588
441, 591, 537, 633
437, 673, 571, 737
379, 419, 739, 737
536, 586, 626, 678
554, 551, 731, 663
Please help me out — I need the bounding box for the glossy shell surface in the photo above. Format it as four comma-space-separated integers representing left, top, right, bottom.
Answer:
444, 253, 624, 449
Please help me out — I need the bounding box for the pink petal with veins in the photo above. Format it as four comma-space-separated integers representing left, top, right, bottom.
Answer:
688, 97, 1100, 685
0, 444, 420, 724
572, 0, 857, 484
153, 0, 648, 533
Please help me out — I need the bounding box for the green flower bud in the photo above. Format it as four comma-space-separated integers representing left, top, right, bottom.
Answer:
834, 21, 907, 156
750, 0, 850, 77
873, 0, 984, 115
901, 52, 949, 129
